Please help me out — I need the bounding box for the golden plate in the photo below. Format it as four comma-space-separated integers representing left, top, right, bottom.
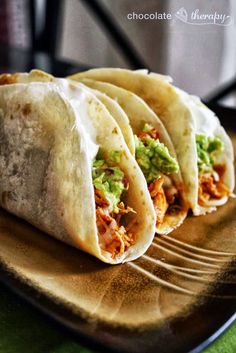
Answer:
0, 132, 235, 353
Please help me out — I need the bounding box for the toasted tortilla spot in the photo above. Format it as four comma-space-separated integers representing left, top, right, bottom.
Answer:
0, 74, 17, 85
29, 70, 53, 81
183, 128, 190, 136
22, 103, 32, 116
112, 127, 118, 134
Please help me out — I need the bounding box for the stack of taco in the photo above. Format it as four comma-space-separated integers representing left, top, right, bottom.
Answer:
69, 68, 235, 216
0, 69, 234, 264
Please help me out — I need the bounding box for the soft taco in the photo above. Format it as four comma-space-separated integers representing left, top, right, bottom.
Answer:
0, 75, 156, 263
3, 70, 188, 233
69, 68, 235, 215
77, 78, 188, 234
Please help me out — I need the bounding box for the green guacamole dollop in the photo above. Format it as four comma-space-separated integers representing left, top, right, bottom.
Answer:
196, 134, 224, 174
92, 156, 127, 213
134, 129, 179, 184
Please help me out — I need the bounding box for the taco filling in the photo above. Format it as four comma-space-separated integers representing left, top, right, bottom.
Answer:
92, 153, 136, 258
134, 123, 180, 226
196, 134, 230, 206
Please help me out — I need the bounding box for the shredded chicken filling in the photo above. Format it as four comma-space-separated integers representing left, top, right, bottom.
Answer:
198, 164, 229, 206
137, 129, 181, 226
94, 185, 135, 259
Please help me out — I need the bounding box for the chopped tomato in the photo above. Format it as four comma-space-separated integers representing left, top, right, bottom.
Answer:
137, 127, 159, 141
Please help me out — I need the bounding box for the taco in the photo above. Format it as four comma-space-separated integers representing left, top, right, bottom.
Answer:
3, 70, 188, 233
69, 68, 235, 215
0, 76, 156, 263
77, 78, 188, 234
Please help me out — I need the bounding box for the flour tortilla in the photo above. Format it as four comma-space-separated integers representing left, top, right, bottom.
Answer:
4, 70, 187, 232
69, 68, 235, 215
78, 78, 188, 233
0, 79, 156, 263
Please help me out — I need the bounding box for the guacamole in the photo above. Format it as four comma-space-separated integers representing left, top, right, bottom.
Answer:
134, 125, 179, 183
196, 134, 224, 174
92, 156, 127, 213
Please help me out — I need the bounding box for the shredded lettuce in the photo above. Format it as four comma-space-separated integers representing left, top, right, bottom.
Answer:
92, 156, 127, 213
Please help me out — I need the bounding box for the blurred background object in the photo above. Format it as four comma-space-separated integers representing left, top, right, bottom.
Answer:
0, 0, 236, 102
0, 0, 30, 47
59, 0, 236, 99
